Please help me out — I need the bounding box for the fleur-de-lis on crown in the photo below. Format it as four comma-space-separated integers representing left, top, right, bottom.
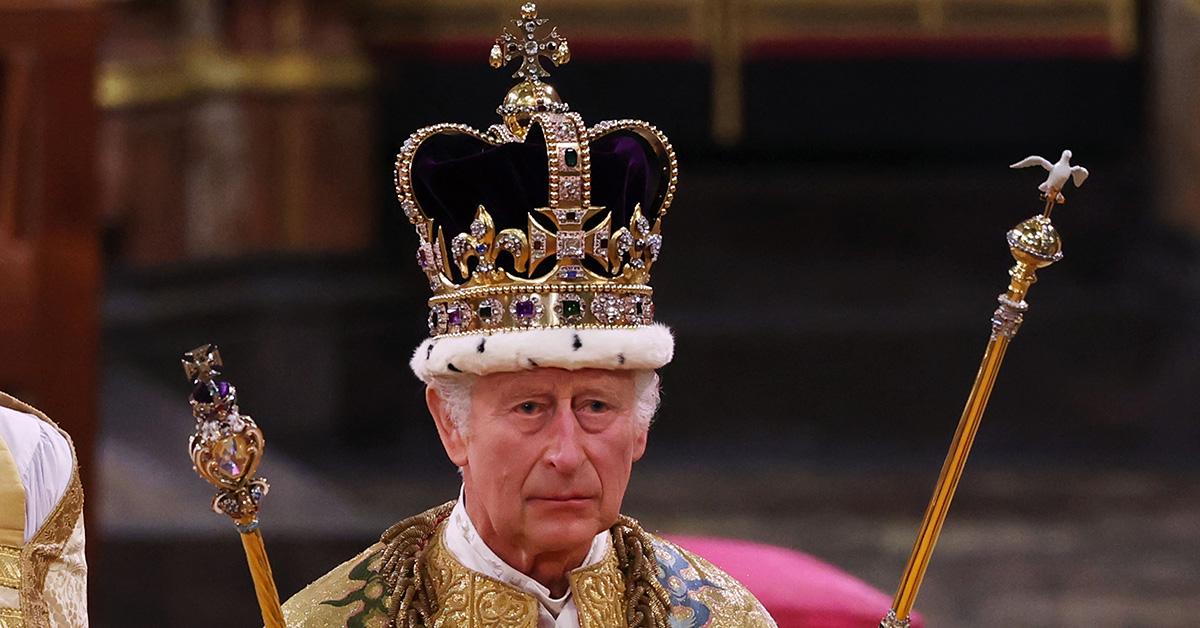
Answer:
489, 2, 571, 81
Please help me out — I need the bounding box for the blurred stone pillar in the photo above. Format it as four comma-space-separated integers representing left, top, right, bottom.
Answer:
1152, 0, 1200, 239
98, 0, 376, 266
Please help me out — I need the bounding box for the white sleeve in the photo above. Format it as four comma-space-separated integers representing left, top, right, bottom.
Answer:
0, 406, 74, 542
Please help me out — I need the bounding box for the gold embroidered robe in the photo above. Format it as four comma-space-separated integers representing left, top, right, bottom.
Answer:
281, 505, 775, 627
0, 393, 88, 628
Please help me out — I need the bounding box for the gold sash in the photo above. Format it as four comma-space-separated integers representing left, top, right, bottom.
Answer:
0, 393, 87, 628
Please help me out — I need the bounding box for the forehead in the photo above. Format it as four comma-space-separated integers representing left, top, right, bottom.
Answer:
477, 368, 634, 396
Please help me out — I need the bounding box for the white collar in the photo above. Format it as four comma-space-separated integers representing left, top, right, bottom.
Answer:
443, 487, 611, 616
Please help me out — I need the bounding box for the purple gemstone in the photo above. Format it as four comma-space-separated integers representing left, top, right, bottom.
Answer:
191, 380, 231, 404
563, 268, 580, 279
515, 300, 535, 319
447, 308, 464, 327
476, 243, 488, 254
191, 382, 212, 404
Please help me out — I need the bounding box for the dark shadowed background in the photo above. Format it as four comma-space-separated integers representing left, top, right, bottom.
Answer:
2, 0, 1199, 626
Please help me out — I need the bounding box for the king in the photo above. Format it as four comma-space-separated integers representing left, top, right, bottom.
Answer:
280, 3, 775, 627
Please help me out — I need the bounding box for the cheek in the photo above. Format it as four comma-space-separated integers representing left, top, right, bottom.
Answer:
588, 426, 642, 486
467, 423, 541, 484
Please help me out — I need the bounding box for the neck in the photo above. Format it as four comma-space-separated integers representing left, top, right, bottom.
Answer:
463, 498, 592, 598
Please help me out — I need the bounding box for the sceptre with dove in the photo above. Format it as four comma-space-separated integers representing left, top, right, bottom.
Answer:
881, 150, 1091, 628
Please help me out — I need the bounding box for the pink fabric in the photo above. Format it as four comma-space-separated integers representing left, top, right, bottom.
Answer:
666, 535, 924, 628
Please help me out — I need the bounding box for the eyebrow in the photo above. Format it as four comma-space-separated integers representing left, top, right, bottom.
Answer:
572, 385, 627, 399
488, 379, 630, 404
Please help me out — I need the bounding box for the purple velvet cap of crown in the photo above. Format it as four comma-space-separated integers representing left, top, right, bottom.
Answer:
409, 124, 667, 245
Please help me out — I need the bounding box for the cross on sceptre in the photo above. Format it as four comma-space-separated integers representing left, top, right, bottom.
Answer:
489, 2, 571, 81
182, 343, 223, 384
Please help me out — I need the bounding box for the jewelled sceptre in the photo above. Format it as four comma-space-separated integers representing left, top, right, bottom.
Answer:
182, 344, 285, 628
881, 151, 1090, 627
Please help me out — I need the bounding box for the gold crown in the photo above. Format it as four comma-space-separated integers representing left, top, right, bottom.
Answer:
394, 3, 678, 339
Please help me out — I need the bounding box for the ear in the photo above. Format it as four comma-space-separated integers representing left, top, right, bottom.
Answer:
427, 385, 469, 467
630, 422, 649, 463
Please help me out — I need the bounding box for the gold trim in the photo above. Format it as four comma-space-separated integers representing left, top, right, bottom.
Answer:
0, 607, 23, 628
568, 550, 627, 628
0, 546, 19, 589
429, 281, 652, 301
97, 43, 374, 110
424, 531, 540, 627
18, 475, 81, 628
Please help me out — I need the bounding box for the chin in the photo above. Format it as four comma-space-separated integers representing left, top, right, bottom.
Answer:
526, 513, 604, 552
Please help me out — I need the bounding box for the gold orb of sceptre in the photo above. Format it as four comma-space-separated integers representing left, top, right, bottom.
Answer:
1006, 215, 1063, 267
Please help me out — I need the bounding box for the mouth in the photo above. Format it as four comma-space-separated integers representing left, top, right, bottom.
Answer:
529, 495, 595, 506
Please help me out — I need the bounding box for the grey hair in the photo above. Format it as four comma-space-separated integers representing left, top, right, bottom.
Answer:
428, 370, 661, 434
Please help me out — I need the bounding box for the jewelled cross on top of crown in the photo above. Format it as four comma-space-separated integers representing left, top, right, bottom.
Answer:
489, 3, 571, 81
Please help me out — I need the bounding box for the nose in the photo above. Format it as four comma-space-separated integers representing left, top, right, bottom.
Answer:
543, 400, 585, 472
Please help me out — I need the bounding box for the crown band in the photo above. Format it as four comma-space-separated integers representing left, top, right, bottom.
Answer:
428, 284, 653, 337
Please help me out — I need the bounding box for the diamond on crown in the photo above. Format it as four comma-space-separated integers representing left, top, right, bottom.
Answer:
560, 177, 581, 201
590, 293, 625, 324
558, 231, 584, 258
470, 219, 487, 238
498, 232, 522, 252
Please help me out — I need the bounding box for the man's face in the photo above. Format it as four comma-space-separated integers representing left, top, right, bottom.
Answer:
434, 368, 648, 559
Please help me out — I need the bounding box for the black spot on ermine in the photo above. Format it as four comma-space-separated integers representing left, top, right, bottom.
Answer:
477, 338, 486, 353
528, 359, 539, 368
572, 334, 582, 350
426, 343, 435, 360
617, 353, 626, 365
447, 363, 462, 373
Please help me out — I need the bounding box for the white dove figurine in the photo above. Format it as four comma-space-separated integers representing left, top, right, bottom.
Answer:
1010, 149, 1089, 203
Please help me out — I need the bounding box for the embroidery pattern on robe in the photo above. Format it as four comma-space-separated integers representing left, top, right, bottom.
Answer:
648, 539, 720, 627
318, 548, 390, 627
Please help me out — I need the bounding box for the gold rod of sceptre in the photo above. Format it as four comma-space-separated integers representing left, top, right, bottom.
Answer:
182, 344, 286, 628
240, 528, 285, 626
881, 150, 1089, 628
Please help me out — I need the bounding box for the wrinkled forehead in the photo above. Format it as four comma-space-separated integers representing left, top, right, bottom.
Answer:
477, 367, 635, 398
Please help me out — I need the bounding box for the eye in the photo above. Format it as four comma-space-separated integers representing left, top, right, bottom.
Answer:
577, 398, 616, 415
515, 401, 542, 415
575, 398, 619, 432
585, 400, 610, 413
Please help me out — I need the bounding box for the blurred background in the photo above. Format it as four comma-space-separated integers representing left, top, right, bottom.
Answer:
2, 0, 1198, 625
